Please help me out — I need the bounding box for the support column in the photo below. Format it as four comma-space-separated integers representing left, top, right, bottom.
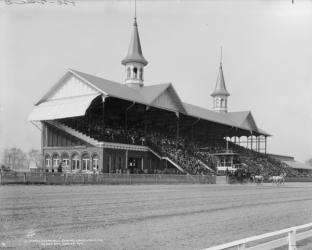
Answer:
191, 118, 200, 143
255, 136, 258, 152
125, 150, 128, 170
125, 102, 135, 131
144, 106, 148, 136
176, 113, 179, 149
41, 122, 46, 171
246, 136, 249, 149
101, 95, 105, 137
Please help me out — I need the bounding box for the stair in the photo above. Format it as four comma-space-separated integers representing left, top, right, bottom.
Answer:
47, 120, 100, 146
162, 157, 185, 174
198, 160, 216, 173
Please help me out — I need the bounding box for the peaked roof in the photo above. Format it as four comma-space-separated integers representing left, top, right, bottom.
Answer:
121, 18, 148, 66
227, 111, 251, 127
211, 63, 230, 97
32, 69, 269, 136
70, 69, 186, 113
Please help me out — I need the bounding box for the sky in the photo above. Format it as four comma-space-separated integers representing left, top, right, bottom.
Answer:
0, 0, 311, 162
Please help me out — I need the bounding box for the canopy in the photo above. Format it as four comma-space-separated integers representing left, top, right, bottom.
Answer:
28, 94, 99, 121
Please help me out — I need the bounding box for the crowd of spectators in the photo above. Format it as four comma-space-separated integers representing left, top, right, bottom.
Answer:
60, 117, 294, 177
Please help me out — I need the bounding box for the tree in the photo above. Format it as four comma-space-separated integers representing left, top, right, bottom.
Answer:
3, 147, 27, 171
27, 149, 42, 169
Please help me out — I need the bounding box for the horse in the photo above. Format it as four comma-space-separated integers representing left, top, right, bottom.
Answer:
253, 175, 264, 184
271, 174, 286, 185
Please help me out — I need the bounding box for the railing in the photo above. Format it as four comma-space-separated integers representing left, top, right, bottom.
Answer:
203, 222, 312, 250
0, 172, 216, 185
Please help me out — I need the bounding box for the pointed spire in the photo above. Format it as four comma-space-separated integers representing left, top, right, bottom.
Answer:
121, 5, 148, 66
211, 51, 230, 97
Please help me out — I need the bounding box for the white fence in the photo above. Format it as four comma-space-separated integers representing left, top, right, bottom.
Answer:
203, 222, 312, 250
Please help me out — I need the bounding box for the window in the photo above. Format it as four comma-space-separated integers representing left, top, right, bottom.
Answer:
92, 154, 99, 171
52, 154, 60, 168
82, 153, 91, 171
45, 155, 51, 168
221, 99, 224, 107
133, 67, 137, 78
139, 68, 143, 80
72, 154, 80, 170
61, 153, 70, 170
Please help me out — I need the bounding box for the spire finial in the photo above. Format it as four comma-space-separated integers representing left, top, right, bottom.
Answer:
134, 0, 137, 22
220, 46, 223, 67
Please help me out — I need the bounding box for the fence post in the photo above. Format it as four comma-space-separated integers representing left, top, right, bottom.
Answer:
288, 229, 297, 250
238, 243, 246, 250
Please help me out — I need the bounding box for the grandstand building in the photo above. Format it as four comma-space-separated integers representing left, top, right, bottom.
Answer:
28, 15, 270, 175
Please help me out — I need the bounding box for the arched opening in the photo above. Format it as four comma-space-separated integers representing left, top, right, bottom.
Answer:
61, 152, 70, 172
82, 152, 91, 172
139, 68, 143, 80
72, 153, 80, 171
45, 154, 51, 170
92, 154, 99, 172
221, 99, 224, 107
52, 153, 60, 171
216, 98, 220, 107
133, 67, 138, 79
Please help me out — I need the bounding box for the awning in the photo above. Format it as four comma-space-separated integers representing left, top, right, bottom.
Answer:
28, 94, 99, 121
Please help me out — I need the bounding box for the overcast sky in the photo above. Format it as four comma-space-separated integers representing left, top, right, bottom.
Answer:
0, 0, 311, 162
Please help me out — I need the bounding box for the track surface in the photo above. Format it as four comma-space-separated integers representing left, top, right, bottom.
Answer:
1, 183, 312, 250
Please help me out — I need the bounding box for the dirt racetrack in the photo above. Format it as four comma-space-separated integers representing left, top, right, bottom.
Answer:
1, 183, 312, 250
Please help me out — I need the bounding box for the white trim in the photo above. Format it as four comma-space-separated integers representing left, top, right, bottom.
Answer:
69, 69, 108, 96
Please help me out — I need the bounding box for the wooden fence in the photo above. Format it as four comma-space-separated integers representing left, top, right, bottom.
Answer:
203, 222, 312, 250
0, 172, 216, 185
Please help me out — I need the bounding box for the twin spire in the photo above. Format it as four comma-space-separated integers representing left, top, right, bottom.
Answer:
211, 48, 230, 113
121, 1, 148, 88
211, 62, 230, 97
121, 18, 148, 67
121, 3, 230, 111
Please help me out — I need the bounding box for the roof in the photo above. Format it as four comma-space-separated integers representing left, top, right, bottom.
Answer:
30, 69, 270, 136
28, 94, 99, 121
183, 103, 269, 135
211, 63, 230, 97
121, 18, 148, 66
283, 160, 312, 170
183, 102, 231, 126
70, 69, 186, 113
